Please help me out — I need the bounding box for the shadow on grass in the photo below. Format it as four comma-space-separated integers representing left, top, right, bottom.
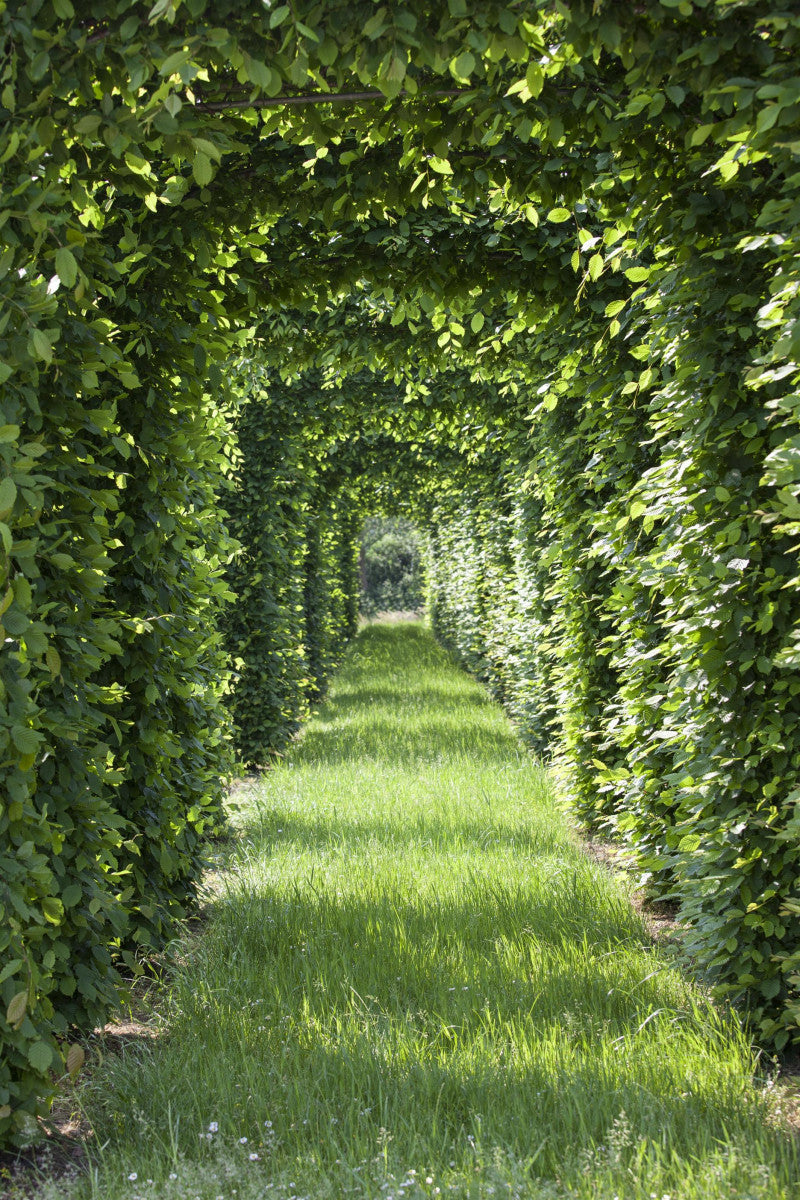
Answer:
308, 683, 497, 712
233, 806, 567, 861
208, 877, 653, 1010
146, 881, 799, 1186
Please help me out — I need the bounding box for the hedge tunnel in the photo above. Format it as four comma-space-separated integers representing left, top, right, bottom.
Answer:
1, 0, 799, 1143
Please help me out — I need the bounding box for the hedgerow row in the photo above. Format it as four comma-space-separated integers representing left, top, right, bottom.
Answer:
426, 239, 800, 1049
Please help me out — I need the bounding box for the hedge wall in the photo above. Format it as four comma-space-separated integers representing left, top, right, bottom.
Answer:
224, 366, 361, 765
0, 292, 235, 1141
427, 242, 800, 1051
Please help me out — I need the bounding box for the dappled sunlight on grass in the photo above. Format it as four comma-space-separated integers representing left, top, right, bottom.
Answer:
56, 622, 798, 1200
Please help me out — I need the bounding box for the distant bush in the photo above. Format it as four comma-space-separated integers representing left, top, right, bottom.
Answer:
361, 518, 425, 616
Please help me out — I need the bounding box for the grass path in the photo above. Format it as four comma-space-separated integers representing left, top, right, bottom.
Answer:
54, 622, 797, 1199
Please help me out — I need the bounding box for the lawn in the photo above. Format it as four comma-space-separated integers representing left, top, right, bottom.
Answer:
34, 621, 799, 1199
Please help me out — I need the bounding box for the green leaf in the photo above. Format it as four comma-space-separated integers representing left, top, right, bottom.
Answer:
0, 477, 17, 519
0, 959, 23, 986
295, 21, 320, 42
6, 991, 27, 1029
159, 50, 190, 76
452, 51, 476, 80
62, 884, 82, 908
75, 114, 101, 134
269, 3, 290, 26
689, 123, 713, 146
49, 552, 75, 570
756, 105, 779, 134
471, 312, 485, 333
193, 153, 213, 186
363, 7, 387, 39
244, 57, 273, 90
588, 253, 603, 281
30, 51, 50, 80
383, 51, 406, 93
191, 137, 221, 163
624, 266, 651, 282
526, 62, 544, 98
55, 246, 78, 287
11, 726, 40, 755
31, 328, 53, 363
547, 207, 571, 223
27, 1041, 54, 1072
124, 151, 151, 176
41, 897, 64, 925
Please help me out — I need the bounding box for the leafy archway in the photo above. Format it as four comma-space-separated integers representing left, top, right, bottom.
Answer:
1, 0, 799, 1141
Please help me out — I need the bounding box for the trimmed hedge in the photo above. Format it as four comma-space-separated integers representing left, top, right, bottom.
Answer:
427, 244, 800, 1051
0, 295, 234, 1140
224, 367, 361, 764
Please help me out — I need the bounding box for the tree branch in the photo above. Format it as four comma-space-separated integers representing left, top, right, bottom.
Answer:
194, 88, 468, 111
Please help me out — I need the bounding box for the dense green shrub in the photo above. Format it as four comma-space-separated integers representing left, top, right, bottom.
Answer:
0, 375, 131, 1141
224, 368, 312, 765
360, 517, 425, 616
0, 292, 235, 1141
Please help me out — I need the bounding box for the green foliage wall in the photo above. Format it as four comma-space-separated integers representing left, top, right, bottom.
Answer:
224, 368, 361, 764
101, 311, 234, 955
0, 377, 130, 1139
224, 367, 312, 765
427, 254, 800, 1051
302, 502, 358, 702
0, 300, 234, 1141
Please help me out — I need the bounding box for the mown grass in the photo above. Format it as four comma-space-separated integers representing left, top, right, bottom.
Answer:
42, 622, 798, 1199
